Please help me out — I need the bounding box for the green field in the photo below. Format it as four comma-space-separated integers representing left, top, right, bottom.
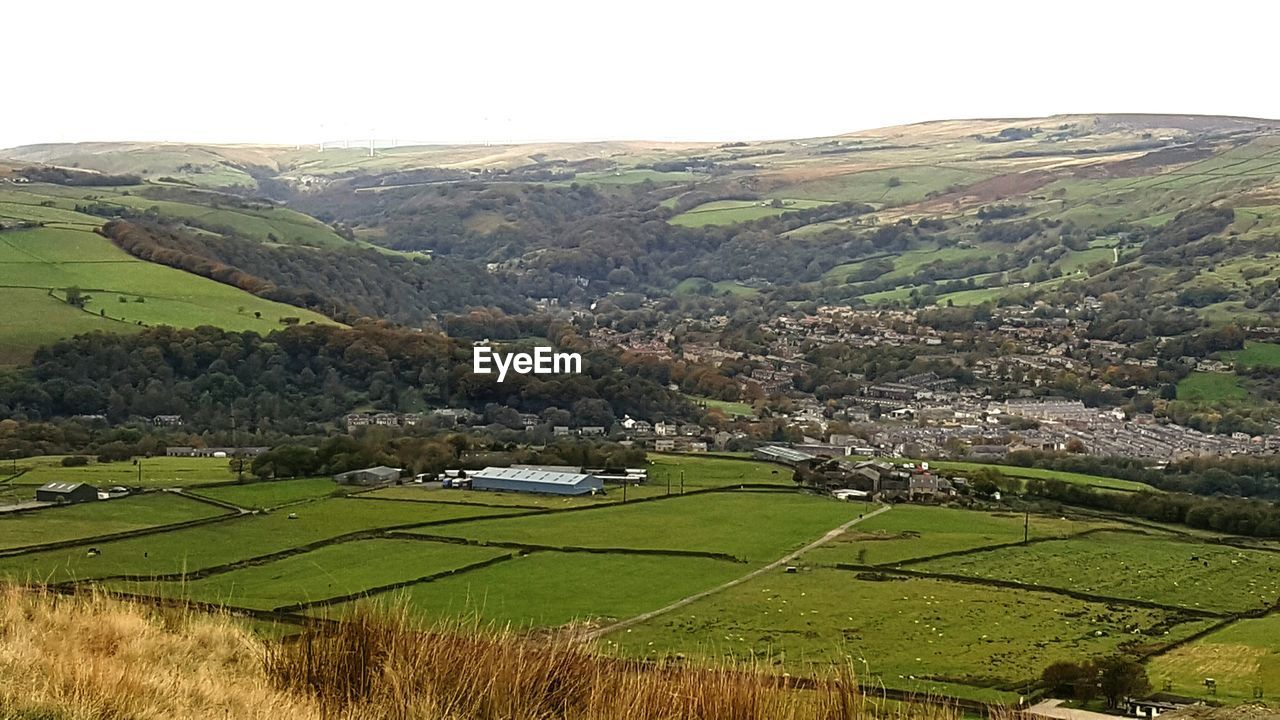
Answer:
685, 394, 755, 417
915, 530, 1280, 613
805, 505, 1116, 567
325, 551, 746, 628
0, 497, 521, 582
1225, 341, 1280, 370
1149, 614, 1280, 703
414, 490, 857, 563
670, 199, 828, 227
921, 459, 1156, 493
1177, 372, 1247, 402
187, 477, 347, 509
605, 569, 1206, 702
3, 452, 1273, 705
0, 493, 225, 551
113, 538, 508, 611
0, 223, 334, 363
773, 165, 985, 206
10, 456, 242, 490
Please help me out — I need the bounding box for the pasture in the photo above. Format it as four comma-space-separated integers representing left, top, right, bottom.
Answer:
11, 455, 242, 489
325, 551, 747, 629
0, 497, 521, 582
804, 505, 1116, 567
1148, 613, 1280, 703
113, 538, 508, 611
1177, 372, 1247, 403
915, 530, 1280, 613
188, 477, 347, 509
3, 453, 1272, 705
1226, 341, 1280, 370
0, 492, 225, 551
413, 490, 861, 563
0, 222, 335, 363
605, 569, 1207, 703
670, 199, 828, 227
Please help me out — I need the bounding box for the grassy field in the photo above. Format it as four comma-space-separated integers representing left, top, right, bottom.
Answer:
0, 498, 521, 582
324, 551, 746, 628
773, 165, 985, 206
605, 569, 1206, 702
0, 493, 225, 551
1177, 372, 1247, 402
685, 394, 755, 417
413, 490, 857, 563
0, 223, 334, 363
187, 477, 347, 509
670, 199, 828, 227
1148, 614, 1280, 703
920, 459, 1156, 493
112, 539, 508, 611
10, 456, 241, 490
915, 530, 1280, 613
1225, 341, 1280, 370
804, 505, 1116, 567
4, 451, 1273, 705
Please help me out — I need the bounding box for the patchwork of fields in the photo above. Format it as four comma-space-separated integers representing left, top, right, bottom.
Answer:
5, 454, 1279, 705
0, 217, 334, 364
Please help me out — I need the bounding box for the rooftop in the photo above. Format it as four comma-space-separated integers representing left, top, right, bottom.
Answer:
473, 466, 595, 485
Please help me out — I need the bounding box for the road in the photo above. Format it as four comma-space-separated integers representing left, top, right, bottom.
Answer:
1030, 699, 1123, 720
582, 502, 891, 640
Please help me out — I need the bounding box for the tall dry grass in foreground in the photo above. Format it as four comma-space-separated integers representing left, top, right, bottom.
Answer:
0, 584, 971, 720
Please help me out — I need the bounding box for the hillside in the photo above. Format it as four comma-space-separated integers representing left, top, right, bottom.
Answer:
0, 583, 947, 720
6, 112, 1280, 362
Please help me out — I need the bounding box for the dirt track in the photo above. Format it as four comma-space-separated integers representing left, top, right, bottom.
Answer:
582, 503, 891, 640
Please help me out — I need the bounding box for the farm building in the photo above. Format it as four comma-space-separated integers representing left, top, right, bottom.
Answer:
165, 446, 269, 458
36, 482, 99, 504
332, 466, 402, 486
470, 466, 604, 496
752, 445, 816, 466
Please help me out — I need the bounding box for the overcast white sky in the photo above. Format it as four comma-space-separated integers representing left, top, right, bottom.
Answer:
5, 0, 1277, 149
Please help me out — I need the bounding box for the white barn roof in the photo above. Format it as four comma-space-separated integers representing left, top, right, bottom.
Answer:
473, 466, 594, 486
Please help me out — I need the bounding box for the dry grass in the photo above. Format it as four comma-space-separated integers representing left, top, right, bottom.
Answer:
0, 583, 973, 720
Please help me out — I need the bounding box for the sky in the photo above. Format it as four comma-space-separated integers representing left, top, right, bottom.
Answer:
6, 0, 1279, 149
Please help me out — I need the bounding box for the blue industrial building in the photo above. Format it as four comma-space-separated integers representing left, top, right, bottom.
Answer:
470, 466, 604, 496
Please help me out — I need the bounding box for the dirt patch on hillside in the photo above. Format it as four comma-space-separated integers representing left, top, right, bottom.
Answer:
1074, 145, 1217, 179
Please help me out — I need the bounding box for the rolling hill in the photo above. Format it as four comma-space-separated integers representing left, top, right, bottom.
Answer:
6, 112, 1280, 364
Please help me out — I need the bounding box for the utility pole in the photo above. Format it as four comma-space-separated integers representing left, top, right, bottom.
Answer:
137, 457, 142, 486
233, 416, 243, 482
680, 470, 685, 494
666, 469, 671, 496
1023, 508, 1030, 544
622, 481, 627, 503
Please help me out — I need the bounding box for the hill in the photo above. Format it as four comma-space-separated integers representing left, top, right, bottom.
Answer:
0, 582, 949, 720
6, 112, 1280, 362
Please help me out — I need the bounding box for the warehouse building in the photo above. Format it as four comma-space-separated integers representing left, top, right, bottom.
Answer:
470, 466, 604, 496
36, 482, 99, 504
332, 466, 402, 486
752, 445, 817, 466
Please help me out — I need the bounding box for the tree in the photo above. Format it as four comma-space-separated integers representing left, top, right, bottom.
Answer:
1042, 660, 1090, 698
64, 286, 89, 308
1096, 656, 1150, 708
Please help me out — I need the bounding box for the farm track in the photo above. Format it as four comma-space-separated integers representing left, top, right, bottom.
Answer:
582, 503, 893, 641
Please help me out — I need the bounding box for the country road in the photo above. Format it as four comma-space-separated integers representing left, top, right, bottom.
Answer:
583, 502, 891, 640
